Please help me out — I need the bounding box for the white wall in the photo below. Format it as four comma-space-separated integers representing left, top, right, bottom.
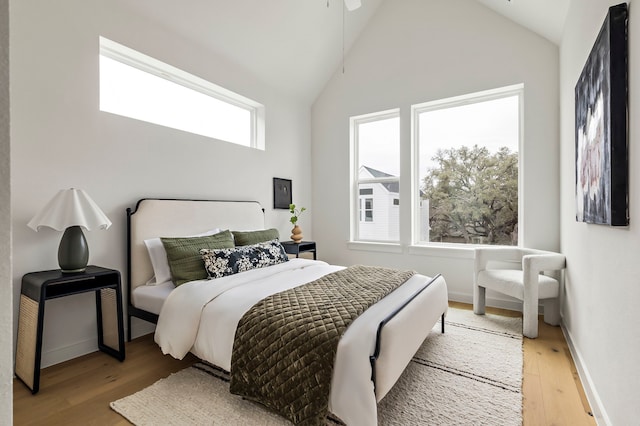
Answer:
1, 0, 13, 422
10, 0, 313, 367
312, 0, 560, 304
560, 1, 640, 424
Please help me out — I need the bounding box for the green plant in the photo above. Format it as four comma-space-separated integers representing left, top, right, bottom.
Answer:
289, 204, 306, 225
421, 145, 518, 244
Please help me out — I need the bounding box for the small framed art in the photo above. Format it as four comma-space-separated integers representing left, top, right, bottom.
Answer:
273, 178, 292, 209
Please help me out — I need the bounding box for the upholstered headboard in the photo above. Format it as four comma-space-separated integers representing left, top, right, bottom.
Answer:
126, 199, 265, 292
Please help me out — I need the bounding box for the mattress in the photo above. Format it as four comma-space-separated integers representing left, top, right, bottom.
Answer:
132, 281, 175, 315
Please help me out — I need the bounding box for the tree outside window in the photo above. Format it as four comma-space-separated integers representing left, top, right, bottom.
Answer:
421, 145, 518, 244
415, 87, 521, 245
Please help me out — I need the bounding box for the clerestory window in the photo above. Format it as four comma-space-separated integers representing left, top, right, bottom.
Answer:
99, 37, 265, 149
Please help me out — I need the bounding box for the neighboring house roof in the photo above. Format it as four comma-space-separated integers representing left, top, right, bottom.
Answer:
361, 166, 427, 198
361, 166, 399, 194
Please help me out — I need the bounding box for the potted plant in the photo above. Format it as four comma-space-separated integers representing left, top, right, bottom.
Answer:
289, 204, 306, 243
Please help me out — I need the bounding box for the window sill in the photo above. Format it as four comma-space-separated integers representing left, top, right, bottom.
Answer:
347, 241, 403, 253
346, 241, 485, 259
408, 244, 475, 259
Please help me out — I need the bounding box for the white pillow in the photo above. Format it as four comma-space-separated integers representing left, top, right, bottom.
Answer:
144, 228, 221, 285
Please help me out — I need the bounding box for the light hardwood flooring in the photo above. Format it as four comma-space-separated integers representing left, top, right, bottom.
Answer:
14, 303, 596, 425
449, 302, 596, 426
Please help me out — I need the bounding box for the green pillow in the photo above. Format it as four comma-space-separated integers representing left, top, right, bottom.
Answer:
232, 228, 280, 246
161, 230, 235, 286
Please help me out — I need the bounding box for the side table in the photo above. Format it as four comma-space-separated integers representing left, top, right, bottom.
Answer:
282, 240, 317, 260
15, 265, 125, 394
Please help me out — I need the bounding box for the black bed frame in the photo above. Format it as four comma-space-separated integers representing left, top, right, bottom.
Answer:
125, 199, 157, 342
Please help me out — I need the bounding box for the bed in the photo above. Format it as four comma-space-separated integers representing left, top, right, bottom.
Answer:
126, 198, 449, 425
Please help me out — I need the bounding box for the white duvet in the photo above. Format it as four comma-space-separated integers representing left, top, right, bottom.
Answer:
155, 258, 445, 425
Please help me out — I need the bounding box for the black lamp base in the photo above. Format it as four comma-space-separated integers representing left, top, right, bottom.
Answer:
58, 226, 89, 273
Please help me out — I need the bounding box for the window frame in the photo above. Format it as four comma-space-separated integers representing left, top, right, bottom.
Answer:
350, 108, 400, 243
358, 188, 375, 223
361, 197, 374, 222
410, 84, 524, 247
99, 36, 265, 149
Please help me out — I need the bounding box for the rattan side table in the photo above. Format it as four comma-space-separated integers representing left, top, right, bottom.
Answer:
15, 266, 125, 394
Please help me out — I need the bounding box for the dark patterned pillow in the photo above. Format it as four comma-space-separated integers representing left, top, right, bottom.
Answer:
200, 239, 289, 279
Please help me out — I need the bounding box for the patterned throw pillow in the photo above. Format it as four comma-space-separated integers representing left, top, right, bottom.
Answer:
200, 239, 289, 279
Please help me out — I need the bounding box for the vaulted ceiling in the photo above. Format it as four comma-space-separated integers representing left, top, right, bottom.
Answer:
476, 0, 569, 45
116, 0, 569, 103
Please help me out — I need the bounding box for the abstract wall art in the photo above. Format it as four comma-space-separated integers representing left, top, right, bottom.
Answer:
575, 3, 628, 226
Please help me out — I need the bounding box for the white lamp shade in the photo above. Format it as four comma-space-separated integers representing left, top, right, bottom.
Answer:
27, 188, 112, 232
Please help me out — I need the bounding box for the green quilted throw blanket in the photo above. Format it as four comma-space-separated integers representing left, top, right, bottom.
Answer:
229, 265, 416, 425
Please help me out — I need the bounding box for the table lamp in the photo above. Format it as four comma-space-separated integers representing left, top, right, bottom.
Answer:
27, 188, 112, 273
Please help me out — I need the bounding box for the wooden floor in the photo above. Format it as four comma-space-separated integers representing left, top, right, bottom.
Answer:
448, 303, 596, 426
14, 303, 596, 425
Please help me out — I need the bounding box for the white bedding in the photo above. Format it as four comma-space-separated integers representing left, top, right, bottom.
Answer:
155, 258, 447, 425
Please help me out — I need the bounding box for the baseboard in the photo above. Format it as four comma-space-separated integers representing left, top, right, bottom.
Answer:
40, 337, 99, 368
447, 291, 473, 305
130, 320, 155, 340
561, 323, 609, 425
40, 320, 156, 368
39, 295, 540, 368
447, 291, 523, 312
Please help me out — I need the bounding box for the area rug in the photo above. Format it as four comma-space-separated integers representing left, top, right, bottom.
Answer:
111, 307, 523, 425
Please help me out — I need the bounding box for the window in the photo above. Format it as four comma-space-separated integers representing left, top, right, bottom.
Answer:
99, 37, 265, 149
413, 85, 522, 246
360, 197, 374, 222
359, 188, 374, 222
349, 86, 521, 249
350, 109, 400, 242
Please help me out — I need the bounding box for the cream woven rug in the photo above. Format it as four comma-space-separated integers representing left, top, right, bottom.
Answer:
111, 307, 523, 425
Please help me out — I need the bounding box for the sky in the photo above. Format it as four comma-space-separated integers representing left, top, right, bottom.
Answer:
357, 95, 519, 179
358, 116, 400, 176
100, 55, 252, 146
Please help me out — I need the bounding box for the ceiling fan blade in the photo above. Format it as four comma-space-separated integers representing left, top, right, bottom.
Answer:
344, 0, 361, 11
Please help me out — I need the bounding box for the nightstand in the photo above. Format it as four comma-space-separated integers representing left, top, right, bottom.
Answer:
15, 266, 125, 394
281, 240, 317, 260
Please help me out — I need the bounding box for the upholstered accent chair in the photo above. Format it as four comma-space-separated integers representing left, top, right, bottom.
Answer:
473, 247, 566, 339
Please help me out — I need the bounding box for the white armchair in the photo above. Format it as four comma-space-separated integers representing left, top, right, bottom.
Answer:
473, 247, 566, 338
